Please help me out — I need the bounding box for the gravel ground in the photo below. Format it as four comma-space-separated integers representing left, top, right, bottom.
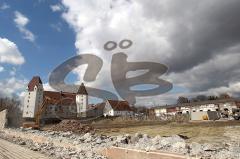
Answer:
0, 127, 240, 159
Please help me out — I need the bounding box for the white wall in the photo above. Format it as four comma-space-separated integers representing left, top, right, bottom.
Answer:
103, 102, 133, 117
219, 102, 237, 113
191, 104, 219, 112
103, 102, 114, 116
76, 94, 88, 117
23, 84, 43, 118
154, 108, 167, 116
180, 107, 190, 114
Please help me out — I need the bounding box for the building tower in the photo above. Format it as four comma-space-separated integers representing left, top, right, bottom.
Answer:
76, 83, 88, 118
23, 76, 44, 118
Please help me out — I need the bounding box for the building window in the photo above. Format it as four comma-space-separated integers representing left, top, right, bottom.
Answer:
216, 109, 219, 111
207, 109, 211, 111
200, 110, 203, 112
193, 110, 196, 112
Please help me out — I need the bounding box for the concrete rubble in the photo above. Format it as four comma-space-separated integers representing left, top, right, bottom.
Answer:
0, 127, 240, 159
49, 120, 94, 134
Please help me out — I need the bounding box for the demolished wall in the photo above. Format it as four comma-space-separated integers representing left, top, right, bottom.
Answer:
0, 109, 7, 129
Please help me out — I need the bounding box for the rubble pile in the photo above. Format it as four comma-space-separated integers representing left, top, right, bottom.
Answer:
0, 128, 240, 159
0, 129, 107, 159
114, 134, 240, 159
49, 120, 94, 134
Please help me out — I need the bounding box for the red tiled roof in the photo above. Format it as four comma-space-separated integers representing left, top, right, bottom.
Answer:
107, 100, 132, 111
94, 102, 106, 110
28, 76, 42, 91
43, 91, 76, 105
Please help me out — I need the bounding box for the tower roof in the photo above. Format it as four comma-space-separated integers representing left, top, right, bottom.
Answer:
28, 76, 42, 91
77, 83, 88, 95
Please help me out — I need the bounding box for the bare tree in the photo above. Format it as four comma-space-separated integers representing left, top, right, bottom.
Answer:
208, 96, 218, 100
219, 93, 231, 99
196, 95, 208, 101
0, 97, 23, 127
177, 96, 189, 104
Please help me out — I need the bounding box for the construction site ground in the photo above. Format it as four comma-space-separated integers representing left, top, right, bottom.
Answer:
90, 118, 240, 144
42, 118, 240, 144
0, 118, 240, 159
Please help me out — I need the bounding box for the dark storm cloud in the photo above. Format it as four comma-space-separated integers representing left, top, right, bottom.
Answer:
141, 0, 240, 93
61, 0, 240, 103
164, 0, 240, 72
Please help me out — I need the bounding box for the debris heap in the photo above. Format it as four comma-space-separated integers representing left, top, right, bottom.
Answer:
50, 120, 94, 134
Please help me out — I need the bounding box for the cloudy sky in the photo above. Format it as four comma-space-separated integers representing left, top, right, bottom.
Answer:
0, 0, 240, 106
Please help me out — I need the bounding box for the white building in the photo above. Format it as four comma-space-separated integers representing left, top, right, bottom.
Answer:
23, 76, 43, 118
103, 100, 133, 117
154, 107, 167, 117
23, 76, 90, 120
152, 98, 239, 119
76, 83, 88, 118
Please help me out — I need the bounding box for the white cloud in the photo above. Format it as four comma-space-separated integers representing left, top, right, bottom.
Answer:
14, 11, 35, 42
0, 77, 27, 98
208, 82, 240, 97
137, 81, 240, 106
0, 66, 4, 72
0, 37, 25, 65
43, 82, 56, 91
50, 4, 64, 12
0, 38, 26, 98
0, 3, 10, 10
168, 53, 240, 92
61, 0, 172, 93
50, 23, 62, 32
60, 0, 240, 105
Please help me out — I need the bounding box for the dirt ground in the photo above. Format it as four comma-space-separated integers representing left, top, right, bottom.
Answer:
43, 117, 240, 145
91, 119, 240, 144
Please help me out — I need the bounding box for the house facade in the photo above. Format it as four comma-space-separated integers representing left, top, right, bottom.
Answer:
42, 91, 77, 119
76, 83, 88, 118
22, 76, 135, 120
152, 98, 239, 118
23, 76, 44, 118
103, 100, 133, 117
154, 107, 167, 117
86, 103, 105, 118
22, 76, 90, 120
